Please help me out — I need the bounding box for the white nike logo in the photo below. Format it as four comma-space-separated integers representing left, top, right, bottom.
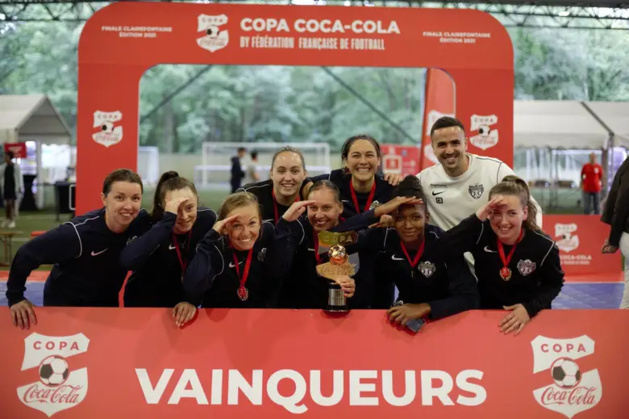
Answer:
229, 261, 243, 268
391, 255, 405, 261
168, 244, 176, 250
484, 246, 497, 253
91, 249, 108, 256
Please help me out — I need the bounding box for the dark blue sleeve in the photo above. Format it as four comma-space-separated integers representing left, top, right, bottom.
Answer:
427, 252, 480, 320
6, 224, 81, 306
522, 244, 565, 318
120, 213, 176, 270
264, 219, 300, 278
333, 209, 378, 233
356, 227, 386, 252
183, 229, 225, 306
439, 214, 486, 254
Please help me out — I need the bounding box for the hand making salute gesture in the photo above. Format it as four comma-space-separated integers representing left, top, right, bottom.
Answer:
277, 180, 425, 309
441, 175, 564, 335
302, 135, 403, 220
238, 146, 309, 224
183, 192, 297, 308
121, 172, 217, 328
7, 169, 148, 329
335, 175, 479, 325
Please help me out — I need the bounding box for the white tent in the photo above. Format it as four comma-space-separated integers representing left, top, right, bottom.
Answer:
0, 94, 73, 208
0, 94, 71, 144
514, 101, 610, 149
514, 100, 629, 207
584, 101, 629, 146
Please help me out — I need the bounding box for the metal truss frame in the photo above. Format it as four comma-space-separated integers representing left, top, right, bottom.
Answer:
1, 0, 629, 30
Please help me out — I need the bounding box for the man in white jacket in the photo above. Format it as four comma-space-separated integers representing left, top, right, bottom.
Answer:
417, 116, 542, 231
0, 151, 23, 228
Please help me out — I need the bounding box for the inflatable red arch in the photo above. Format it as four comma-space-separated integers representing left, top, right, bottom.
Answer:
76, 2, 513, 212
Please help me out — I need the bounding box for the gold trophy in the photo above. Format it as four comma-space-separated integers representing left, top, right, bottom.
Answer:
315, 231, 357, 313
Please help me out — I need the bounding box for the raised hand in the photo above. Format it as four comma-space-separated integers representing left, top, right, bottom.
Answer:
212, 214, 241, 235
165, 197, 190, 215
282, 200, 315, 222
476, 196, 507, 221
374, 196, 423, 218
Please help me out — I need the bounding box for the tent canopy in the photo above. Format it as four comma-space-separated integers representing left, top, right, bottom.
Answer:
514, 100, 629, 149
0, 94, 72, 145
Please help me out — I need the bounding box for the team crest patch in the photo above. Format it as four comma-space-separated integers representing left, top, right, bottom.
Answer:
258, 247, 267, 262
468, 183, 484, 199
197, 14, 229, 52
517, 259, 536, 276
418, 261, 436, 278
92, 110, 123, 148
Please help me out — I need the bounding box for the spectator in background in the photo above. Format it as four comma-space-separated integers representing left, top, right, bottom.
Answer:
246, 150, 261, 184
230, 147, 246, 193
0, 151, 23, 229
581, 152, 603, 215
601, 155, 629, 308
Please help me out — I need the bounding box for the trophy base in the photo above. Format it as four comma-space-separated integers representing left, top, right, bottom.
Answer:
325, 282, 350, 314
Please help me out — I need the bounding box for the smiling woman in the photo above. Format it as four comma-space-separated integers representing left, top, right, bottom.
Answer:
120, 171, 217, 327
441, 175, 564, 336
303, 135, 400, 220
183, 191, 298, 309
6, 169, 149, 330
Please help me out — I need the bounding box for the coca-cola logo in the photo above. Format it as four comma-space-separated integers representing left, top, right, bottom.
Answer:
22, 384, 84, 405
531, 335, 602, 419
17, 333, 90, 417
540, 386, 598, 407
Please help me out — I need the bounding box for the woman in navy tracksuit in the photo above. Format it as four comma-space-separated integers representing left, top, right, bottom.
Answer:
355, 175, 479, 326
183, 191, 301, 308
304, 135, 403, 307
121, 171, 216, 327
6, 169, 147, 329
277, 180, 420, 309
441, 175, 564, 335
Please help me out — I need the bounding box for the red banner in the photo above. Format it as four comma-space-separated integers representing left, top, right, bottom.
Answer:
381, 144, 420, 177
0, 308, 627, 418
420, 68, 456, 171
4, 142, 27, 159
75, 3, 514, 213
542, 215, 622, 279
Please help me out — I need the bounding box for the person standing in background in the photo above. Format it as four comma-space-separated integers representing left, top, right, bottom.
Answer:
230, 147, 246, 193
581, 152, 603, 215
0, 151, 23, 228
246, 150, 261, 184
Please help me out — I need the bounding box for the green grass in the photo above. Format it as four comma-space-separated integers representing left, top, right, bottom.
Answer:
0, 186, 584, 270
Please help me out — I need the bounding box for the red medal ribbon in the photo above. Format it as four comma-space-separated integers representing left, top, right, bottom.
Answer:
497, 229, 524, 280
172, 231, 192, 282
400, 239, 426, 269
349, 179, 376, 214
272, 188, 299, 224
232, 248, 254, 300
